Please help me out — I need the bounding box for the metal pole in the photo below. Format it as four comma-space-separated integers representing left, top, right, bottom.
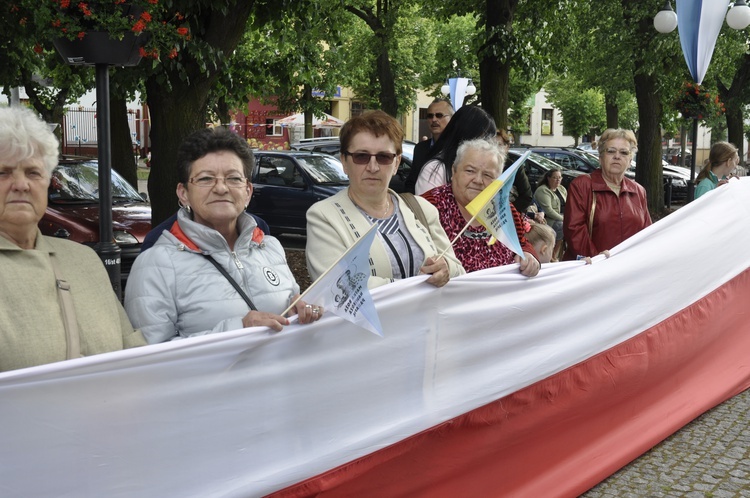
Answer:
94, 63, 122, 299
686, 117, 698, 202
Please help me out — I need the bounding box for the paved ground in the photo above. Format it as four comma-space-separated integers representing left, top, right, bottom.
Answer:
582, 388, 750, 497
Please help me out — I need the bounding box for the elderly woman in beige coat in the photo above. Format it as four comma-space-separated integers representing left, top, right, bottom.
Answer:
0, 106, 144, 372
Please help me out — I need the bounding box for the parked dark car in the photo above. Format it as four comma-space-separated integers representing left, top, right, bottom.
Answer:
39, 156, 152, 284
290, 138, 414, 192
506, 149, 585, 189
250, 150, 349, 235
535, 147, 688, 203
531, 147, 601, 174
626, 164, 688, 202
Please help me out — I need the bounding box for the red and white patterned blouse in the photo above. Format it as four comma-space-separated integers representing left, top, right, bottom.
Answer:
421, 184, 538, 273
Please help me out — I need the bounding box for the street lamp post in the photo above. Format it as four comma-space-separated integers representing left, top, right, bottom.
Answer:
53, 34, 147, 299
440, 70, 477, 111
654, 0, 750, 202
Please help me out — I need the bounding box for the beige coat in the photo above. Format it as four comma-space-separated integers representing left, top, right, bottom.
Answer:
306, 189, 465, 289
0, 231, 145, 372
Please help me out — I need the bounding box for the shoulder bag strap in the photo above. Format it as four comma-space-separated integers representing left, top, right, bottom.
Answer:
49, 255, 81, 359
399, 192, 429, 228
201, 254, 258, 311
588, 191, 596, 236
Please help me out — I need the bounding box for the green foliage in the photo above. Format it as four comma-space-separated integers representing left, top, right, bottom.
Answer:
337, 0, 435, 114
508, 67, 543, 136
219, 1, 348, 119
616, 91, 639, 131
546, 76, 605, 141
420, 14, 479, 94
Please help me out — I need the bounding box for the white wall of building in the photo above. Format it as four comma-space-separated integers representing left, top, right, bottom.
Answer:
520, 89, 576, 147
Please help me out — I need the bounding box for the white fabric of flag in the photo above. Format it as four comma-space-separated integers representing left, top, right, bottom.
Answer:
301, 223, 383, 336
465, 151, 530, 258
0, 179, 749, 497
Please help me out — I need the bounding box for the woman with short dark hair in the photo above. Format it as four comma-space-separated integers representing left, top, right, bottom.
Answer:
126, 127, 322, 342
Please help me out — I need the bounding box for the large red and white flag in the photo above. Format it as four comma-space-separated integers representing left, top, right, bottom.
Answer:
0, 179, 749, 497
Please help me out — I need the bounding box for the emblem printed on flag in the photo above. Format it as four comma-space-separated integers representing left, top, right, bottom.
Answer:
299, 224, 383, 336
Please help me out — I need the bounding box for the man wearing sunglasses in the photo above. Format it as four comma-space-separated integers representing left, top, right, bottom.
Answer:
405, 99, 454, 193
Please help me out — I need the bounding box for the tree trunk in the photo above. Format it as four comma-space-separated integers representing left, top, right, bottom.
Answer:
143, 2, 254, 226
725, 106, 744, 162
145, 78, 211, 226
717, 54, 750, 165
605, 94, 619, 129
480, 0, 516, 131
109, 94, 138, 189
633, 71, 664, 214
303, 84, 314, 138
376, 41, 398, 117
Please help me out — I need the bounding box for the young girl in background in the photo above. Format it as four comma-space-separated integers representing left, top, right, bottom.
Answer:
525, 222, 556, 264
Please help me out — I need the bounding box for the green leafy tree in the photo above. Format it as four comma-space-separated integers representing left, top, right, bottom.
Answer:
425, 0, 568, 130
419, 13, 479, 97
508, 68, 543, 143
141, 1, 273, 224
546, 77, 605, 146
339, 1, 434, 116
224, 4, 350, 138
711, 29, 750, 163
340, 0, 405, 116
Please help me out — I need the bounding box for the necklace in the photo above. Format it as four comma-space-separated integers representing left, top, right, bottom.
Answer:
349, 191, 390, 219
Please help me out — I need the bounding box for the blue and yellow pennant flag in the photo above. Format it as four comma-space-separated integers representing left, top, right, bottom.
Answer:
464, 151, 531, 258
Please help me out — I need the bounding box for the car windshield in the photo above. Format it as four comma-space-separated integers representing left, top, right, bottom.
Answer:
49, 161, 144, 203
579, 151, 601, 167
401, 142, 415, 162
511, 151, 565, 171
295, 155, 350, 185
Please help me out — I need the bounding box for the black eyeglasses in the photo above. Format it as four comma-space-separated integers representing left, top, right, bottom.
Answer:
189, 176, 248, 188
426, 113, 451, 119
343, 151, 398, 165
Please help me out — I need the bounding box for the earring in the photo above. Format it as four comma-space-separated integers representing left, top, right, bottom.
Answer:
185, 205, 192, 214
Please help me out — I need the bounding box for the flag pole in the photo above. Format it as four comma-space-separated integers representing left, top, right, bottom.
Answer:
282, 224, 379, 316
437, 210, 483, 260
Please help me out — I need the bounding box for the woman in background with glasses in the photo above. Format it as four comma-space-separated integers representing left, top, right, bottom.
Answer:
125, 127, 322, 343
563, 128, 651, 260
306, 110, 464, 289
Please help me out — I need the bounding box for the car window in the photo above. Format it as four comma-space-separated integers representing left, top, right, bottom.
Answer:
401, 142, 415, 162
255, 157, 286, 186
554, 153, 573, 169
49, 161, 144, 203
567, 155, 588, 170
296, 155, 349, 185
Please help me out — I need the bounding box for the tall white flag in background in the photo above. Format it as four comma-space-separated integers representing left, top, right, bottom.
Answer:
300, 224, 383, 336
